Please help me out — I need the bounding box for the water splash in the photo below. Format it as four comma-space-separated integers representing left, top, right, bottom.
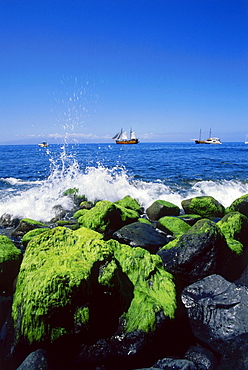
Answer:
0, 146, 248, 222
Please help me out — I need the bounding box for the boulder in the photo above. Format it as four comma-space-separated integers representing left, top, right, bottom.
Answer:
0, 213, 20, 228
113, 222, 169, 253
77, 200, 139, 234
157, 219, 225, 286
157, 216, 191, 238
225, 193, 248, 217
115, 195, 142, 213
76, 240, 176, 368
11, 218, 48, 238
217, 211, 248, 254
10, 227, 176, 369
146, 200, 180, 221
16, 349, 51, 370
79, 200, 94, 210
181, 274, 248, 354
216, 212, 248, 281
181, 196, 225, 219
235, 263, 248, 287
50, 205, 67, 222
0, 235, 22, 295
147, 358, 197, 369
184, 344, 218, 370
215, 334, 248, 369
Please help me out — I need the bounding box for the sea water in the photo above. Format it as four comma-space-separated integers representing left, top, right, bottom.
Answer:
0, 142, 248, 222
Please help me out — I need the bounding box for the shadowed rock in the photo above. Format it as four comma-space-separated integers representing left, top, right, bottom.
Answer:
113, 222, 169, 253
157, 219, 225, 286
181, 274, 248, 354
146, 200, 180, 221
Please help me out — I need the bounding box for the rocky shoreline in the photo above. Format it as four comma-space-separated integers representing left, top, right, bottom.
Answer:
1, 191, 248, 370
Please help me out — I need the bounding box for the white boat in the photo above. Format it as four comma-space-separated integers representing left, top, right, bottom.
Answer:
38, 142, 48, 147
112, 128, 139, 144
191, 129, 222, 144
245, 135, 248, 144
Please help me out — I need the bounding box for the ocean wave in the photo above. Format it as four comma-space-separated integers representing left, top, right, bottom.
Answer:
0, 177, 44, 186
0, 163, 247, 222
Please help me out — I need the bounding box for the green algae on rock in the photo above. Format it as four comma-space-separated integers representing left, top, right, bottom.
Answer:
138, 217, 152, 225
0, 235, 22, 294
157, 216, 191, 238
74, 226, 103, 243
12, 226, 176, 348
181, 196, 225, 219
110, 240, 176, 333
146, 200, 180, 221
217, 212, 248, 254
79, 200, 94, 210
11, 218, 48, 238
73, 208, 89, 219
77, 200, 139, 233
115, 195, 142, 213
12, 227, 127, 344
225, 194, 248, 218
63, 188, 79, 196
21, 228, 50, 247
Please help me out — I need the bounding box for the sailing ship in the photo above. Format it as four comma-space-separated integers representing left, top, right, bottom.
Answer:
112, 128, 139, 144
191, 129, 222, 145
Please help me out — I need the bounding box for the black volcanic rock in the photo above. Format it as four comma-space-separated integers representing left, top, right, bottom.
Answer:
113, 222, 169, 253
181, 274, 248, 354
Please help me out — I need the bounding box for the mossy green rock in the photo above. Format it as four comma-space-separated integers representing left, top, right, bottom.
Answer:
181, 196, 225, 219
74, 226, 103, 242
79, 200, 94, 210
77, 200, 139, 233
73, 209, 89, 219
12, 227, 126, 344
63, 188, 79, 196
21, 228, 50, 247
111, 240, 176, 332
11, 218, 48, 238
157, 216, 191, 237
115, 195, 142, 213
146, 200, 180, 221
217, 212, 248, 254
138, 217, 152, 225
12, 227, 176, 346
0, 235, 22, 294
225, 194, 248, 217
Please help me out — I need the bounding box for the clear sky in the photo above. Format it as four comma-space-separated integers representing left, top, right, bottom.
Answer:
1, 0, 248, 144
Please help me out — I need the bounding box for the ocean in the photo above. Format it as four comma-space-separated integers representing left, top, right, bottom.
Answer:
0, 142, 248, 222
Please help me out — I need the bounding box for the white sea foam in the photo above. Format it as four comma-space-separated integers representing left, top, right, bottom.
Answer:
0, 154, 248, 222
1, 177, 44, 186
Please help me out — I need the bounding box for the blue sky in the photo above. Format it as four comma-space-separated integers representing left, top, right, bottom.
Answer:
1, 0, 248, 144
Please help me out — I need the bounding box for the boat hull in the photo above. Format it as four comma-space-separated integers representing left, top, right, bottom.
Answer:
195, 140, 208, 144
115, 139, 139, 144
194, 139, 221, 145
